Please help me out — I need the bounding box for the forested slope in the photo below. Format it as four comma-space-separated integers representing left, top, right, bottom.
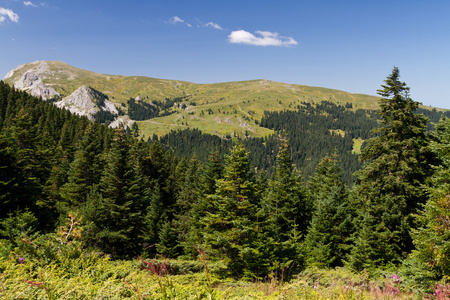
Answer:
153, 101, 450, 184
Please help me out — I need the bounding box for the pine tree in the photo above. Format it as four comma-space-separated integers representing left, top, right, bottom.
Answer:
200, 150, 224, 195
143, 183, 164, 252
201, 143, 258, 277
259, 139, 309, 275
9, 109, 48, 212
305, 155, 352, 268
260, 139, 309, 241
146, 141, 178, 220
348, 67, 435, 270
179, 152, 224, 258
173, 157, 202, 256
88, 129, 146, 257
59, 125, 103, 211
156, 218, 179, 257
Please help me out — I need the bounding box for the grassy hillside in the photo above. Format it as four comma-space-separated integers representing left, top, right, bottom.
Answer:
2, 60, 386, 138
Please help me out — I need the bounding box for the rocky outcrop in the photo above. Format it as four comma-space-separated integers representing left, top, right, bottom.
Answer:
13, 71, 60, 100
55, 85, 118, 121
109, 115, 133, 129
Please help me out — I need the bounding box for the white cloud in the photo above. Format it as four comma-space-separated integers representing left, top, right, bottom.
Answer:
0, 7, 19, 23
228, 30, 297, 47
169, 16, 184, 24
24, 1, 38, 7
205, 22, 222, 30
168, 16, 192, 28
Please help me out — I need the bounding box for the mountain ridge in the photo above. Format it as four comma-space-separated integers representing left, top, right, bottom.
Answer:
0, 60, 414, 138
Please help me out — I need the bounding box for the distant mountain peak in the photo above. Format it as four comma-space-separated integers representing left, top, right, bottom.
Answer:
10, 63, 60, 100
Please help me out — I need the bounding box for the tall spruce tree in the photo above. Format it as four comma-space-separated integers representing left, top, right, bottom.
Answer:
180, 151, 224, 258
9, 109, 48, 212
261, 139, 310, 239
259, 139, 309, 275
305, 155, 352, 268
201, 143, 259, 277
146, 141, 178, 220
59, 124, 103, 213
86, 129, 145, 257
348, 67, 435, 270
173, 157, 202, 257
200, 150, 224, 195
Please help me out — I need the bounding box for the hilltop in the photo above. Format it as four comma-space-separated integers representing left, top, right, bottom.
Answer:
3, 60, 382, 138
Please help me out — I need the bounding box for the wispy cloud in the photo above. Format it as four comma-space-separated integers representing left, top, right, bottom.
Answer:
24, 1, 38, 7
0, 7, 19, 23
204, 22, 222, 30
228, 30, 297, 47
168, 16, 192, 28
194, 18, 223, 30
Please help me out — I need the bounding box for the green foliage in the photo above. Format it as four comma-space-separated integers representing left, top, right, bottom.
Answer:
59, 124, 103, 213
403, 118, 450, 288
259, 139, 308, 276
201, 143, 260, 278
0, 255, 420, 299
0, 209, 39, 250
0, 133, 21, 218
305, 155, 353, 268
157, 101, 379, 184
85, 129, 146, 257
157, 219, 180, 258
348, 67, 435, 270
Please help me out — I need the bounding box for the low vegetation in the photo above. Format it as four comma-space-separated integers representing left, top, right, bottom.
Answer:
0, 219, 428, 299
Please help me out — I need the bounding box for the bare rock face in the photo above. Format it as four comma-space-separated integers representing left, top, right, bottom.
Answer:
109, 115, 133, 129
55, 86, 99, 120
55, 85, 118, 121
13, 71, 60, 100
102, 99, 118, 115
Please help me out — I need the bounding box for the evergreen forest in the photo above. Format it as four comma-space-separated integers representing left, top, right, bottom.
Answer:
2, 68, 450, 298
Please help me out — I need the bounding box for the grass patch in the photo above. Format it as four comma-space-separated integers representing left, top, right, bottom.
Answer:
352, 138, 365, 154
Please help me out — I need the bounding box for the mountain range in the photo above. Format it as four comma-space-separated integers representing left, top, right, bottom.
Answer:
3, 60, 388, 139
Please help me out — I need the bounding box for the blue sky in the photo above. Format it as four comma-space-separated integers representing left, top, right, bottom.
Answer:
1, 0, 449, 108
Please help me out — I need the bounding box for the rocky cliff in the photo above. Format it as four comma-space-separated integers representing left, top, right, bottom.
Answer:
55, 85, 118, 121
